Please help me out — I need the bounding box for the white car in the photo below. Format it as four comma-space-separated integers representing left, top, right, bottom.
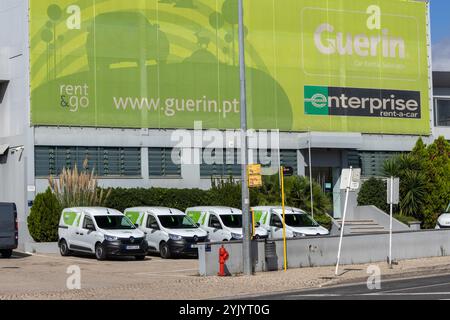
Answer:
124, 207, 208, 259
435, 202, 450, 229
185, 206, 269, 242
252, 206, 329, 239
58, 207, 148, 261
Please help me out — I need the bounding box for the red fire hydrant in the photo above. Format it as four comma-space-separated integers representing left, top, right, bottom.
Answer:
218, 245, 229, 277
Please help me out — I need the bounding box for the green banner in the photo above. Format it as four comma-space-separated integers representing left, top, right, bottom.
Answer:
30, 0, 431, 134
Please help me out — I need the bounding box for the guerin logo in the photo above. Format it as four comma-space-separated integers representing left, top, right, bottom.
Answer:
313, 5, 405, 59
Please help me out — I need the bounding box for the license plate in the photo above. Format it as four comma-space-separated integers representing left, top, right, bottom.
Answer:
126, 245, 140, 250
191, 244, 198, 249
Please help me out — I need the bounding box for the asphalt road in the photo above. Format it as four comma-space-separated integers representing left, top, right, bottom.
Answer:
251, 274, 450, 300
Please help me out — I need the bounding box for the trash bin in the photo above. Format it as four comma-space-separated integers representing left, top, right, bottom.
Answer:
265, 240, 278, 271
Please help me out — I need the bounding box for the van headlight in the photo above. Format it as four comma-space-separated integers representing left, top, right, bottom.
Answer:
293, 232, 306, 238
231, 233, 243, 240
169, 234, 183, 241
104, 235, 118, 241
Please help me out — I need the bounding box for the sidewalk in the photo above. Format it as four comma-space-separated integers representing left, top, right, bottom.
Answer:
1, 253, 450, 300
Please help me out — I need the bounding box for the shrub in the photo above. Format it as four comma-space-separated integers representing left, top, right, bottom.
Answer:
357, 178, 389, 213
255, 174, 332, 229
105, 187, 214, 212
27, 188, 62, 242
48, 161, 111, 208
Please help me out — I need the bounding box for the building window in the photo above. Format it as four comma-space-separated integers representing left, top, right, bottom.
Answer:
148, 148, 181, 177
435, 98, 450, 127
35, 146, 141, 177
257, 149, 298, 174
200, 149, 241, 178
359, 151, 400, 177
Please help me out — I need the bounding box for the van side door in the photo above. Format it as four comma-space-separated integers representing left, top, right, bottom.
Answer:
207, 214, 228, 242
75, 214, 97, 253
145, 213, 163, 251
269, 213, 284, 239
0, 203, 17, 249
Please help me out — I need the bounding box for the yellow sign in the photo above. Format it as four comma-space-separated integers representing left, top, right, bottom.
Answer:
249, 175, 263, 188
248, 164, 262, 176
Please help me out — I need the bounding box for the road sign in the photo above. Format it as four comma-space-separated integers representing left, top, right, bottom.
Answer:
340, 168, 361, 190
387, 177, 400, 205
282, 166, 294, 177
248, 164, 262, 176
248, 175, 263, 188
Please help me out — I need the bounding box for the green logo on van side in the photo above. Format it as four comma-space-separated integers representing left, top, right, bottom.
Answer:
187, 211, 202, 224
63, 212, 78, 226
125, 212, 141, 224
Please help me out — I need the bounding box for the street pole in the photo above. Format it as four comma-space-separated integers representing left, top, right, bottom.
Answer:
389, 176, 393, 269
238, 0, 252, 276
308, 132, 314, 219
335, 166, 352, 276
280, 167, 288, 271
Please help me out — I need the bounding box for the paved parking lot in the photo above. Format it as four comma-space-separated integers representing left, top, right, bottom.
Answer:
3, 252, 450, 300
0, 252, 199, 299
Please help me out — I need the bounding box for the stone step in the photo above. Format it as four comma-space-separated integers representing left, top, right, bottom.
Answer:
350, 226, 385, 230
350, 230, 387, 234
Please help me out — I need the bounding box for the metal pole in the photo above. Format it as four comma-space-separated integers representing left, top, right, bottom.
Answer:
389, 176, 393, 269
238, 0, 252, 276
308, 133, 314, 219
335, 166, 352, 276
281, 166, 288, 271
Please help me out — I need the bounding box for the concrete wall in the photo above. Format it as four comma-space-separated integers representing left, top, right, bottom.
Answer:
0, 0, 33, 248
198, 229, 450, 276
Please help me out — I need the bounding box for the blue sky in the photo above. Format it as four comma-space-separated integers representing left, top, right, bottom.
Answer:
430, 0, 450, 70
431, 0, 450, 44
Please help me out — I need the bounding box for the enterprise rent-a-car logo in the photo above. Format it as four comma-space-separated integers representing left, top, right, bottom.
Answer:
304, 86, 421, 119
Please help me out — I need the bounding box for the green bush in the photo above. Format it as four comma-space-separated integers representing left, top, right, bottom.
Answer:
105, 187, 214, 212
28, 188, 62, 242
357, 178, 389, 213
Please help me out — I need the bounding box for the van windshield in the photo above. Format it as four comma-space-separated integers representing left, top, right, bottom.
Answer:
95, 215, 136, 230
158, 215, 198, 229
220, 215, 242, 228
284, 214, 319, 227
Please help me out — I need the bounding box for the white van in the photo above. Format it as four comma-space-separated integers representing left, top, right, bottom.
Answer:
435, 202, 450, 229
124, 207, 208, 259
58, 207, 148, 261
185, 206, 269, 242
252, 206, 329, 239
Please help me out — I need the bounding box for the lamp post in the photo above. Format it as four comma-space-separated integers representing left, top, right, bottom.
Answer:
238, 0, 252, 276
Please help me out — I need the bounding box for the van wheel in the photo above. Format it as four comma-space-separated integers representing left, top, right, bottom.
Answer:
0, 249, 12, 258
135, 255, 146, 261
159, 242, 171, 259
95, 243, 107, 261
59, 240, 71, 257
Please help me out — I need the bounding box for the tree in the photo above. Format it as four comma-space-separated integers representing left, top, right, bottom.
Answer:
27, 188, 62, 242
357, 178, 389, 214
382, 137, 450, 228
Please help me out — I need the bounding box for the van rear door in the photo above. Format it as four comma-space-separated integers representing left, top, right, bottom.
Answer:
0, 203, 18, 249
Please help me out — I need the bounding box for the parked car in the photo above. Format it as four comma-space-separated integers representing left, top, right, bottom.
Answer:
58, 207, 148, 261
185, 206, 269, 242
0, 203, 18, 258
435, 202, 450, 229
124, 207, 208, 259
252, 206, 329, 239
